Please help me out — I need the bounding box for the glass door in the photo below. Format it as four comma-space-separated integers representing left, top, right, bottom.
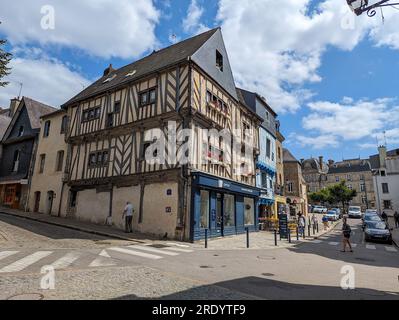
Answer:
216, 193, 223, 236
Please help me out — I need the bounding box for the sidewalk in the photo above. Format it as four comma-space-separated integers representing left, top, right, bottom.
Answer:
0, 206, 159, 243
388, 216, 399, 247
192, 216, 340, 250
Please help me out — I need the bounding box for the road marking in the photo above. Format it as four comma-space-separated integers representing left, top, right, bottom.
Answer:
351, 244, 357, 248
51, 252, 81, 270
89, 250, 116, 267
109, 247, 162, 260
328, 242, 339, 246
163, 247, 193, 253
0, 251, 19, 261
129, 245, 179, 256
313, 240, 322, 244
166, 242, 191, 248
366, 244, 376, 250
385, 246, 397, 252
0, 251, 52, 273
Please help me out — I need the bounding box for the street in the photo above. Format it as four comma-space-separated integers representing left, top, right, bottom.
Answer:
0, 212, 398, 300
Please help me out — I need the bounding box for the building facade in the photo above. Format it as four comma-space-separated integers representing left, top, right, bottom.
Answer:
283, 149, 308, 216
28, 109, 69, 216
370, 146, 399, 214
274, 123, 286, 217
236, 89, 277, 220
0, 97, 55, 210
301, 156, 329, 193
61, 28, 261, 241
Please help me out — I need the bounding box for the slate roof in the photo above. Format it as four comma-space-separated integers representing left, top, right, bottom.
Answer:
283, 148, 300, 163
0, 114, 11, 140
327, 161, 371, 174
62, 28, 220, 108
302, 158, 329, 173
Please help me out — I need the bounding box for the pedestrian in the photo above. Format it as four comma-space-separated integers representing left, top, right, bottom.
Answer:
322, 215, 329, 230
298, 213, 306, 236
394, 211, 399, 228
312, 213, 318, 229
381, 211, 388, 222
122, 201, 134, 233
341, 217, 353, 252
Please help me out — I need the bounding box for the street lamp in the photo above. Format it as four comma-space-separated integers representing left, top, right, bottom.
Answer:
347, 0, 399, 16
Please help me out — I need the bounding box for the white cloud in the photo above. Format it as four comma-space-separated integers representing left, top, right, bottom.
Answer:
0, 56, 91, 108
215, 0, 398, 113
183, 0, 209, 35
296, 134, 340, 149
0, 0, 160, 59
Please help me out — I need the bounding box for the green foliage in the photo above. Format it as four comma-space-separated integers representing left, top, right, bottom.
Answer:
0, 22, 12, 87
309, 181, 357, 212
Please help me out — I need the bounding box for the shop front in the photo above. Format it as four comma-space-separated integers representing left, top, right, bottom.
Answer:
0, 179, 27, 209
191, 172, 261, 241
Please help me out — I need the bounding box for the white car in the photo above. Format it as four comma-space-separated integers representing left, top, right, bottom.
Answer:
313, 206, 328, 214
348, 206, 362, 219
365, 209, 378, 215
326, 210, 339, 221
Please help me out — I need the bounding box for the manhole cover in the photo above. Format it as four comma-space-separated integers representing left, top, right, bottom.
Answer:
355, 257, 376, 262
7, 293, 44, 300
257, 255, 276, 261
262, 273, 275, 277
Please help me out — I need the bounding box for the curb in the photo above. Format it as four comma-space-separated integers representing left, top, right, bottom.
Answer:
0, 211, 143, 243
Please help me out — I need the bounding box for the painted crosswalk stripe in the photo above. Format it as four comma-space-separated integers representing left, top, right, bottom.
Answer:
89, 250, 116, 267
313, 240, 322, 244
163, 247, 193, 253
385, 246, 397, 252
166, 242, 191, 248
129, 245, 179, 256
328, 242, 339, 246
0, 251, 19, 261
0, 251, 52, 273
366, 244, 376, 250
109, 247, 162, 260
51, 252, 81, 270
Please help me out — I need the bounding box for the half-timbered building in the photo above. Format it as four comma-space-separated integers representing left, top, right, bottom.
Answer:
62, 28, 262, 241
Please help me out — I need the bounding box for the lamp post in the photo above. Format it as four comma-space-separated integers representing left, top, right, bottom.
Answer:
347, 0, 399, 17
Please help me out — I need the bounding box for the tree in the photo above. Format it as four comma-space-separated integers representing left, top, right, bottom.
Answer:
309, 188, 333, 206
328, 181, 357, 214
0, 22, 12, 87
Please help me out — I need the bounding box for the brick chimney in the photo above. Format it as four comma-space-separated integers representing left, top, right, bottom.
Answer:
9, 97, 21, 117
103, 64, 115, 77
328, 159, 335, 167
319, 156, 324, 166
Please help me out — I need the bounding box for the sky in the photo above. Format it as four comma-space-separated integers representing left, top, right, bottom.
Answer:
0, 0, 398, 162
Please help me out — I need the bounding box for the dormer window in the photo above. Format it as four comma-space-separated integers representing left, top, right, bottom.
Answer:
216, 50, 223, 72
18, 126, 24, 137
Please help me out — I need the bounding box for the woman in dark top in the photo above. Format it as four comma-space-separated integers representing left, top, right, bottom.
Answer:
341, 217, 353, 252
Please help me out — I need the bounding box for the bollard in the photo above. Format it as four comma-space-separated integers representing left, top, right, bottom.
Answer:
205, 229, 208, 249
274, 229, 277, 246
303, 226, 305, 239
316, 223, 319, 233
288, 228, 291, 243
296, 226, 299, 240
313, 224, 316, 235
246, 227, 249, 248
308, 224, 311, 237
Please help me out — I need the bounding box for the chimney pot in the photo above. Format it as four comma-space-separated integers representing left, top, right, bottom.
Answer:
103, 64, 115, 77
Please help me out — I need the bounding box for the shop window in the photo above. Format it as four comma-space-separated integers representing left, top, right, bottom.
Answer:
223, 194, 235, 227
199, 190, 210, 229
244, 197, 255, 226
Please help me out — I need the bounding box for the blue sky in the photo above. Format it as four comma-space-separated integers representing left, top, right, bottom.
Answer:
0, 0, 398, 162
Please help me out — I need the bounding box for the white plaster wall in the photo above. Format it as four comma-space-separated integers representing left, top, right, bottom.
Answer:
75, 189, 110, 224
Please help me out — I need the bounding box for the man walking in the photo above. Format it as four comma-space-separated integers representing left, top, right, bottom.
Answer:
341, 217, 353, 253
381, 211, 388, 223
394, 211, 399, 228
298, 213, 306, 237
122, 201, 134, 233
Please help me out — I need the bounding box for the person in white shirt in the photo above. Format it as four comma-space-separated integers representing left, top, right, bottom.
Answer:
122, 201, 134, 233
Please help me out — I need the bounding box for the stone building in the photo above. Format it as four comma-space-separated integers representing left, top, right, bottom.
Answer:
325, 158, 375, 210
301, 156, 329, 193
28, 109, 69, 216
274, 121, 286, 217
283, 149, 308, 216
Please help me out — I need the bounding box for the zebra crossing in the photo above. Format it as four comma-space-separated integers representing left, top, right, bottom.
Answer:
312, 239, 397, 252
0, 243, 194, 274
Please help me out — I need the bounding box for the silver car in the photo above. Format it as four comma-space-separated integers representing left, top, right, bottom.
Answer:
348, 206, 362, 219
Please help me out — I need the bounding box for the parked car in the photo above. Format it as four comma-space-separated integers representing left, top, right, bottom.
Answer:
326, 210, 339, 221
364, 221, 393, 244
313, 206, 328, 214
348, 206, 362, 219
330, 208, 342, 218
362, 213, 382, 229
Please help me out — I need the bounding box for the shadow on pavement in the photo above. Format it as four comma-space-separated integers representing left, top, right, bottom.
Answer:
114, 276, 399, 300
